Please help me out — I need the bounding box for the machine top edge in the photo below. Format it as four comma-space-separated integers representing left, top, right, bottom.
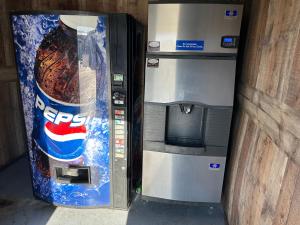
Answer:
149, 0, 243, 5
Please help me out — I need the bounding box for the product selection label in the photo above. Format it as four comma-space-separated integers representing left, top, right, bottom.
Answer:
176, 40, 204, 51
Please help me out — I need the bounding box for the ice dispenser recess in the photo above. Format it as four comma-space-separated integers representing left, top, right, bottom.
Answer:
165, 104, 205, 147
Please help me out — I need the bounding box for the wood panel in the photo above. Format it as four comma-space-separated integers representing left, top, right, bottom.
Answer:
285, 33, 300, 110
0, 2, 6, 67
273, 160, 299, 225
225, 0, 300, 224
286, 172, 300, 225
240, 0, 269, 88
223, 111, 248, 221
0, 0, 147, 69
0, 67, 17, 82
0, 0, 15, 67
1, 1, 300, 223
0, 82, 26, 168
0, 0, 147, 168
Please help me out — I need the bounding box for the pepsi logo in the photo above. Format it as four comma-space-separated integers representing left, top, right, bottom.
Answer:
35, 94, 90, 127
33, 93, 91, 160
44, 121, 87, 142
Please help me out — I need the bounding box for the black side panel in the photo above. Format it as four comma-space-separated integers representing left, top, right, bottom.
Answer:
110, 14, 129, 209
128, 17, 145, 203
110, 14, 145, 210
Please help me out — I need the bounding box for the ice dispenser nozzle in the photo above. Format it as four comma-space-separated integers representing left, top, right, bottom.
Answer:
179, 104, 193, 114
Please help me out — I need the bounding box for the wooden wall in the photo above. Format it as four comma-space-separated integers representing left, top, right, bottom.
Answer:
0, 0, 147, 168
224, 0, 300, 225
1, 1, 300, 223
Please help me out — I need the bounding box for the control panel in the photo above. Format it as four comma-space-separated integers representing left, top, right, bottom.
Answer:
221, 36, 239, 48
111, 73, 127, 160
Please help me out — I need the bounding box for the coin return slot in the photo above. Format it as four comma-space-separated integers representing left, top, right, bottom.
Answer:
55, 167, 91, 184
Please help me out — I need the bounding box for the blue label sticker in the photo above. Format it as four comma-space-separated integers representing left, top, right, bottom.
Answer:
225, 9, 238, 17
209, 163, 221, 170
176, 40, 204, 51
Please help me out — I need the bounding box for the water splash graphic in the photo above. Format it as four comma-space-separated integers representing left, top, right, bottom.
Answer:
11, 14, 110, 207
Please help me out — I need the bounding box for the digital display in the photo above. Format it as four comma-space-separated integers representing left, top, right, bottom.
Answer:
224, 37, 233, 43
114, 74, 124, 81
221, 36, 239, 48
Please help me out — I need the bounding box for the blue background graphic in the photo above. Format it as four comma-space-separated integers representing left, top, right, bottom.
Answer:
11, 14, 111, 207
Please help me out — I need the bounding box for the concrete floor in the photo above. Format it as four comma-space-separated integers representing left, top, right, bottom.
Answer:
0, 156, 227, 225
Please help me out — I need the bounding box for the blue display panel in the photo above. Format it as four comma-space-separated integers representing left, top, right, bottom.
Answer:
11, 14, 110, 207
176, 40, 204, 51
223, 37, 233, 43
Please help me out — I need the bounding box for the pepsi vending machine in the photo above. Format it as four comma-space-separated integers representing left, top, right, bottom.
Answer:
11, 12, 145, 208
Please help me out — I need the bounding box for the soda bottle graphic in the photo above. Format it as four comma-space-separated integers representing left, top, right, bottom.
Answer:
32, 16, 98, 176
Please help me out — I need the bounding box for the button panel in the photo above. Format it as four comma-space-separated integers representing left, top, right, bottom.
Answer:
111, 73, 126, 159
114, 109, 125, 158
